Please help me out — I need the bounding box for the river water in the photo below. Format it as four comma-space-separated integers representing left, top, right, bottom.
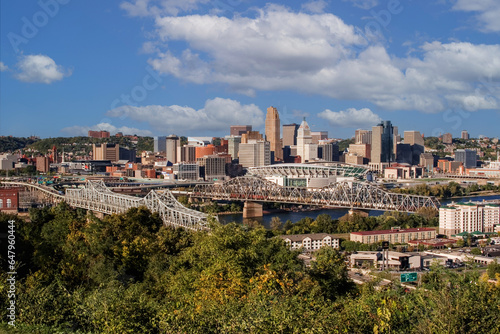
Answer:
217, 194, 500, 229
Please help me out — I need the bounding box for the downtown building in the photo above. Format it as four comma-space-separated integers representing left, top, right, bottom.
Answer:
439, 202, 500, 236
265, 106, 282, 161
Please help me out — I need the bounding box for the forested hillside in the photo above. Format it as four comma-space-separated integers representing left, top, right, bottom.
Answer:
1, 205, 500, 333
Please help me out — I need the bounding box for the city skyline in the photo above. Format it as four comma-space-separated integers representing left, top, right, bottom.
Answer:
1, 0, 500, 139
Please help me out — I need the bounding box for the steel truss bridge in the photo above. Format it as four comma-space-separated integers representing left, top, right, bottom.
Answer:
192, 177, 440, 213
1, 180, 211, 231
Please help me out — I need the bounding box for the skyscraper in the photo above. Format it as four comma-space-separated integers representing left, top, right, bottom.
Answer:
355, 129, 372, 144
282, 123, 299, 147
154, 136, 167, 153
265, 106, 282, 161
230, 125, 252, 136
404, 131, 425, 165
371, 121, 396, 164
238, 140, 271, 168
297, 118, 317, 162
166, 135, 180, 164
461, 130, 469, 140
455, 149, 477, 169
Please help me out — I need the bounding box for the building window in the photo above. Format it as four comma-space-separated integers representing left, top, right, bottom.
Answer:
0, 199, 2, 208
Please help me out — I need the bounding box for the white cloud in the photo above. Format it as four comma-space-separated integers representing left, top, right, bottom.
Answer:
143, 6, 500, 113
301, 0, 328, 14
121, 0, 210, 17
342, 0, 378, 10
0, 62, 8, 72
453, 0, 500, 32
61, 123, 153, 137
106, 97, 264, 135
318, 108, 382, 128
15, 55, 71, 84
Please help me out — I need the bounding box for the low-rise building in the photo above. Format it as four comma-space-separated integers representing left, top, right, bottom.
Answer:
0, 187, 19, 212
279, 233, 340, 251
350, 251, 421, 270
350, 227, 436, 244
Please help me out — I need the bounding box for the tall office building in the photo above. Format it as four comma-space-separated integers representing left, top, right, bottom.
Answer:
296, 118, 318, 162
92, 143, 119, 161
355, 129, 372, 144
461, 130, 469, 140
265, 106, 282, 161
442, 133, 453, 145
230, 125, 252, 137
404, 131, 424, 165
197, 155, 227, 181
455, 149, 477, 169
227, 136, 241, 160
238, 140, 271, 168
154, 136, 167, 153
371, 121, 396, 164
179, 145, 196, 162
166, 135, 180, 164
241, 131, 263, 143
282, 123, 299, 147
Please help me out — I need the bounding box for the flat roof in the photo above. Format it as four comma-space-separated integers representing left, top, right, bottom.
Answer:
351, 227, 435, 236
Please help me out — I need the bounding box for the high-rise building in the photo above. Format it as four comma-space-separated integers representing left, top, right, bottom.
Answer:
318, 142, 339, 162
404, 131, 425, 165
442, 133, 453, 145
282, 123, 299, 147
439, 202, 500, 236
461, 130, 469, 140
227, 136, 241, 160
166, 135, 180, 164
311, 131, 328, 144
230, 125, 252, 137
173, 163, 200, 181
371, 121, 396, 164
36, 156, 50, 173
238, 140, 271, 168
348, 143, 371, 161
197, 155, 227, 181
265, 106, 282, 161
241, 131, 263, 143
154, 136, 167, 153
179, 145, 197, 163
420, 153, 435, 173
355, 129, 372, 144
455, 149, 477, 169
297, 118, 318, 162
93, 143, 119, 161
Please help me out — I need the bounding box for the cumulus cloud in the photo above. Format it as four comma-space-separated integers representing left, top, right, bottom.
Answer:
318, 108, 382, 128
453, 0, 500, 32
61, 123, 153, 137
0, 62, 8, 71
15, 55, 71, 84
301, 0, 328, 13
141, 5, 500, 113
342, 0, 378, 10
121, 0, 210, 17
106, 97, 264, 135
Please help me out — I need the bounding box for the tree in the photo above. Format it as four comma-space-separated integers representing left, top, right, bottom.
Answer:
308, 247, 354, 300
270, 216, 282, 231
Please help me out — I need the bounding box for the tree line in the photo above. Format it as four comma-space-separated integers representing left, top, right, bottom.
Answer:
1, 205, 500, 333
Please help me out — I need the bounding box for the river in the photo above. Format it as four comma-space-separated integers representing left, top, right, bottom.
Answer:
217, 194, 500, 229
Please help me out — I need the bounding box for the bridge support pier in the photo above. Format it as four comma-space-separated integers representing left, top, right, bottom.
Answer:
243, 201, 263, 218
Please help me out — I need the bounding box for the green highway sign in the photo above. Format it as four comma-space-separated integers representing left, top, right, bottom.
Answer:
400, 272, 418, 283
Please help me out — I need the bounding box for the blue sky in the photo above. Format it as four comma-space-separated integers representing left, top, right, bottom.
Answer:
1, 0, 499, 139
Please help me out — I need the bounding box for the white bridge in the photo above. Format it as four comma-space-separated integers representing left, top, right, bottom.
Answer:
1, 180, 211, 231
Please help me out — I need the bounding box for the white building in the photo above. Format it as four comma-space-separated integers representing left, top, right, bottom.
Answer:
238, 140, 271, 168
439, 202, 500, 236
296, 118, 318, 162
279, 233, 339, 251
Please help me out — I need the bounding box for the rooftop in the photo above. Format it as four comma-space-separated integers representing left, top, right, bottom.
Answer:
279, 233, 338, 242
351, 227, 436, 236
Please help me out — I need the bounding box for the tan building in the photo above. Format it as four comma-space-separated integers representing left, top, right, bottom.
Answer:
311, 131, 328, 144
384, 164, 423, 179
279, 233, 339, 251
404, 131, 424, 146
166, 135, 180, 164
461, 130, 469, 140
265, 106, 282, 161
350, 227, 436, 244
355, 129, 372, 144
238, 140, 271, 168
442, 133, 453, 145
230, 125, 252, 136
36, 156, 50, 173
93, 143, 119, 161
197, 155, 226, 181
241, 131, 263, 144
420, 153, 435, 173
348, 143, 371, 161
345, 154, 364, 165
439, 202, 500, 236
